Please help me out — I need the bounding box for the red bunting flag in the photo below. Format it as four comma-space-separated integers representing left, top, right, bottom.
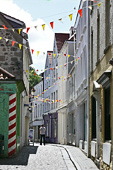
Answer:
48, 53, 51, 55
64, 63, 67, 67
58, 77, 60, 79
78, 9, 82, 17
31, 49, 34, 54
78, 57, 80, 59
50, 68, 53, 70
34, 73, 36, 75
12, 41, 15, 46
42, 92, 43, 94
37, 69, 39, 72
55, 83, 56, 85
26, 27, 30, 33
64, 54, 66, 56
3, 25, 8, 29
50, 22, 54, 29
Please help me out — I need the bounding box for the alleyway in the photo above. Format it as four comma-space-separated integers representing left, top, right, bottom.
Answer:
0, 143, 99, 170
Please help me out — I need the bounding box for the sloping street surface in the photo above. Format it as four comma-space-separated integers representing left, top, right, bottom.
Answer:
0, 143, 99, 170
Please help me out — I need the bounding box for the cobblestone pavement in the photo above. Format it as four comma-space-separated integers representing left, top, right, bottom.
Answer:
0, 143, 75, 170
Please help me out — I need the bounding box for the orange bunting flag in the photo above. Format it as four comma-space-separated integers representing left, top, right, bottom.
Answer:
18, 29, 21, 34
50, 21, 54, 29
19, 44, 22, 50
37, 51, 40, 56
26, 27, 30, 33
53, 54, 56, 58
34, 72, 36, 75
50, 68, 53, 70
31, 49, 34, 54
3, 25, 8, 29
69, 14, 73, 21
12, 41, 15, 46
78, 9, 82, 17
42, 24, 45, 30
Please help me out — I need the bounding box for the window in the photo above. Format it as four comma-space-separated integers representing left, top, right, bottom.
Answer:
104, 86, 111, 140
91, 27, 93, 72
92, 96, 96, 139
97, 10, 100, 62
105, 0, 110, 46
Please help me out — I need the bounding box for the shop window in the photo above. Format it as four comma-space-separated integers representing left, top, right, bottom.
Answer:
104, 86, 111, 141
92, 96, 96, 139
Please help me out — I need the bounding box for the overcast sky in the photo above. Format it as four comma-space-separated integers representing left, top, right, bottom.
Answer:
0, 0, 80, 73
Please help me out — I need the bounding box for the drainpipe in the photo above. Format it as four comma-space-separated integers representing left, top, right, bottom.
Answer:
86, 0, 90, 157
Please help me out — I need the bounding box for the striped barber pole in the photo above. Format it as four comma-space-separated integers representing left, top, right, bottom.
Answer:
8, 93, 16, 156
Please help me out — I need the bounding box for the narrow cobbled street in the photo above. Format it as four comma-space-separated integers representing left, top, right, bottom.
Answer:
0, 143, 76, 170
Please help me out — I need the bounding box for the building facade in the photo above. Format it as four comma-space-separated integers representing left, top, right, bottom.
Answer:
29, 73, 44, 142
74, 0, 90, 155
89, 0, 113, 169
0, 12, 32, 157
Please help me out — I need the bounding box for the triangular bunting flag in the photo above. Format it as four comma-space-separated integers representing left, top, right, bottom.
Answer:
59, 18, 63, 23
31, 49, 34, 54
97, 3, 101, 7
68, 55, 70, 58
42, 24, 45, 30
69, 14, 73, 21
78, 9, 82, 17
37, 51, 40, 56
75, 59, 78, 62
53, 54, 56, 58
64, 54, 66, 56
26, 70, 28, 73
19, 44, 22, 50
12, 41, 15, 46
5, 38, 9, 42
26, 27, 30, 33
12, 29, 15, 32
88, 6, 92, 10
18, 29, 21, 34
50, 21, 54, 29
0, 37, 2, 40
34, 26, 38, 30
3, 25, 8, 29
71, 61, 73, 64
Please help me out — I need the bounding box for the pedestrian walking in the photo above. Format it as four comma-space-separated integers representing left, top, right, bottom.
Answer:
39, 124, 46, 145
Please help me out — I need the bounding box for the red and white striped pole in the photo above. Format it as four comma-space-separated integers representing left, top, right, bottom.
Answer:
8, 93, 16, 156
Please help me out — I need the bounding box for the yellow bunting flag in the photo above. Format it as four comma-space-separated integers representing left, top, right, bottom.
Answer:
39, 94, 41, 96
69, 14, 73, 21
18, 29, 21, 34
61, 76, 64, 78
26, 70, 28, 73
19, 44, 22, 50
0, 37, 2, 40
75, 59, 78, 62
37, 51, 40, 56
97, 3, 101, 7
53, 54, 56, 58
59, 65, 62, 68
68, 55, 70, 58
42, 24, 45, 30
